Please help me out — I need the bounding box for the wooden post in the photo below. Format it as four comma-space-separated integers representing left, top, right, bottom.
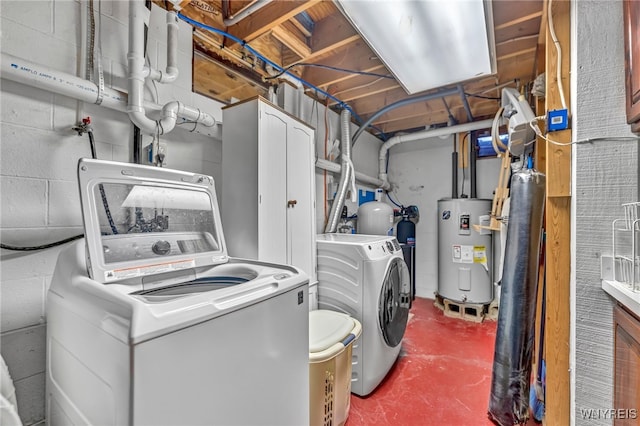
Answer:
544, 0, 571, 425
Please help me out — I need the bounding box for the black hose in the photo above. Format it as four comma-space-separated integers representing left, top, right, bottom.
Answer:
87, 130, 118, 235
1, 234, 84, 251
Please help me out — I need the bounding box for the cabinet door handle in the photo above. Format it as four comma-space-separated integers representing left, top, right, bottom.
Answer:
287, 200, 297, 208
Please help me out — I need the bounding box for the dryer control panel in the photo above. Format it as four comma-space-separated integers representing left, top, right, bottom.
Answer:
362, 237, 401, 260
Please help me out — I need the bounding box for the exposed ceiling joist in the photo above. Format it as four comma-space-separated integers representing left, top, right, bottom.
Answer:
495, 11, 544, 31
226, 0, 321, 44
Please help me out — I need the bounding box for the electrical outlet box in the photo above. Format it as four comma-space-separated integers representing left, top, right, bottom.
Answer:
145, 142, 168, 166
547, 109, 569, 132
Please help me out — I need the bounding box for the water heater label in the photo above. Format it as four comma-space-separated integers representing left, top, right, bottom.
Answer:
452, 245, 473, 263
458, 213, 471, 235
473, 246, 489, 272
452, 245, 487, 268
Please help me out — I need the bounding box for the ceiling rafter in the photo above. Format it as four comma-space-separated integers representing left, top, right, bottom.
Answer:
494, 11, 544, 31
226, 0, 322, 44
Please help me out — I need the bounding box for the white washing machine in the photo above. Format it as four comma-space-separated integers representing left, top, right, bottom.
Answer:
46, 159, 309, 426
316, 234, 411, 396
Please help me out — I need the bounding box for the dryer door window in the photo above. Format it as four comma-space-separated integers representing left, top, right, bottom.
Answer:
378, 257, 411, 347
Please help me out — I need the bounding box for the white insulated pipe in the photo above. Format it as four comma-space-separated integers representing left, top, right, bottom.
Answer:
1, 53, 216, 134
315, 159, 386, 188
378, 118, 495, 188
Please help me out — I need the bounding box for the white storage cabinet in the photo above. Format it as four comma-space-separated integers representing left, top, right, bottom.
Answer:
222, 97, 317, 285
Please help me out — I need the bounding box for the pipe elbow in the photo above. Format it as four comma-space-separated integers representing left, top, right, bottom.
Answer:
160, 68, 179, 84
128, 110, 157, 135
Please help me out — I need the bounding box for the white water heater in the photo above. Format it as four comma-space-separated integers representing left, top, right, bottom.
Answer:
437, 198, 493, 304
357, 201, 394, 235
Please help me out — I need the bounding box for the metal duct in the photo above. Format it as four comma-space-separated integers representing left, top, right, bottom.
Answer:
488, 168, 546, 426
325, 109, 353, 233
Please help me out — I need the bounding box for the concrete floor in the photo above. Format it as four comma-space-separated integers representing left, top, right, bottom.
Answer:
346, 297, 539, 426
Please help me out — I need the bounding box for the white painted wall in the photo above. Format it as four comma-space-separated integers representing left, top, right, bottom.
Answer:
0, 2, 223, 424
387, 135, 500, 298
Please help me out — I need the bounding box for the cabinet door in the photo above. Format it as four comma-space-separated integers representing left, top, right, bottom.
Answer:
286, 122, 316, 281
624, 0, 640, 132
258, 106, 288, 265
614, 304, 640, 425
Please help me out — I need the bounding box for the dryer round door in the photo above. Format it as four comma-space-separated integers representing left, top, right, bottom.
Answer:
378, 257, 411, 347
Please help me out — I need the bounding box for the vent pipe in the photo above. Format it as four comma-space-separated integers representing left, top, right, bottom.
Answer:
325, 109, 355, 233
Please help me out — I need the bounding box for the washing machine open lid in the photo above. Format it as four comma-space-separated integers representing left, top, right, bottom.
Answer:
77, 159, 228, 284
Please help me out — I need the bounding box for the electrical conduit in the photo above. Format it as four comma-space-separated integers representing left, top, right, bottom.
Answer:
325, 109, 356, 233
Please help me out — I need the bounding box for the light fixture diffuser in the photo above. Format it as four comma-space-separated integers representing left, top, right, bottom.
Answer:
335, 0, 497, 94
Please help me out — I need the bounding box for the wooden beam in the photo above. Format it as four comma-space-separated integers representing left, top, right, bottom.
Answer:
226, 0, 321, 43
495, 11, 543, 31
543, 3, 571, 426
328, 78, 399, 104
497, 46, 538, 62
271, 24, 311, 58
301, 41, 386, 87
297, 13, 361, 66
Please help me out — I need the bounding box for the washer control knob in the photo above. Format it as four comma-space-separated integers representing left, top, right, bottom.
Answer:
386, 241, 394, 252
152, 240, 171, 255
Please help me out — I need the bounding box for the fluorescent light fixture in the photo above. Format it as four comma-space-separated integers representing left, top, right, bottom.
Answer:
335, 0, 497, 94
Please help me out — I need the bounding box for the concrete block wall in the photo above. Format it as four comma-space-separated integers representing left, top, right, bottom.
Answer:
0, 2, 223, 424
573, 1, 637, 424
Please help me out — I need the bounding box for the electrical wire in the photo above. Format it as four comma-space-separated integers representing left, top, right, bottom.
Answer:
263, 62, 393, 81
548, 0, 567, 110
1, 234, 85, 251
528, 118, 640, 146
465, 92, 501, 101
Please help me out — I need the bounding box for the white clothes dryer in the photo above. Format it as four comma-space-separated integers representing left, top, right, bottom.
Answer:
46, 159, 309, 426
316, 234, 411, 396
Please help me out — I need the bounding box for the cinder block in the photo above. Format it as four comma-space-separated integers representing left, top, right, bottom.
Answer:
0, 177, 47, 228
0, 19, 77, 74
0, 242, 61, 280
191, 92, 224, 124
0, 325, 46, 382
0, 79, 53, 130
203, 139, 223, 164
1, 124, 88, 181
53, 0, 82, 45
79, 103, 132, 147
0, 1, 53, 34
98, 14, 129, 65
48, 180, 83, 227
111, 144, 131, 163
53, 94, 81, 134
110, 60, 129, 93
13, 372, 45, 426
0, 277, 45, 332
